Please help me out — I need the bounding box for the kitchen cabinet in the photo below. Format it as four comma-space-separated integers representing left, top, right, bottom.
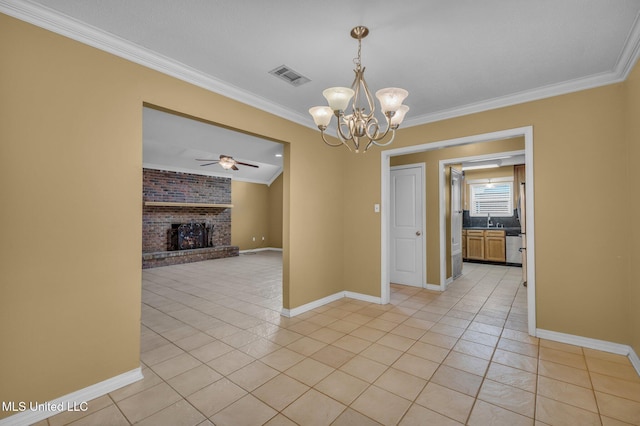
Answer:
462, 230, 467, 259
466, 230, 485, 260
464, 229, 506, 262
485, 230, 506, 262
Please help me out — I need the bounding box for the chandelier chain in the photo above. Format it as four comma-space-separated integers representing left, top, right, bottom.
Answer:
353, 37, 362, 71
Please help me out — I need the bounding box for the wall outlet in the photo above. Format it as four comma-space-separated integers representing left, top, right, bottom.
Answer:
374, 204, 380, 213
262, 236, 265, 240
252, 237, 255, 241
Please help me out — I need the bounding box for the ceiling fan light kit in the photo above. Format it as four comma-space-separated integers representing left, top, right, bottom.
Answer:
309, 26, 409, 153
196, 155, 259, 171
218, 156, 236, 170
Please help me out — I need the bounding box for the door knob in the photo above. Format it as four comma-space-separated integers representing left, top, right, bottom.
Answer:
416, 231, 422, 236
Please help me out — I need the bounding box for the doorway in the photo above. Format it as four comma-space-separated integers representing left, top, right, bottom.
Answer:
389, 165, 425, 287
381, 126, 536, 336
440, 149, 525, 288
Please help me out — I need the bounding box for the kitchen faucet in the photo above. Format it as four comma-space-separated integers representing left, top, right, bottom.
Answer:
487, 213, 492, 227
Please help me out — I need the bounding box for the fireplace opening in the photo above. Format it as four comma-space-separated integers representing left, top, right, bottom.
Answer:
168, 223, 213, 251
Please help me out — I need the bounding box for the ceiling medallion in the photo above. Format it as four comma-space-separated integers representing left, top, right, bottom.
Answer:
309, 26, 409, 153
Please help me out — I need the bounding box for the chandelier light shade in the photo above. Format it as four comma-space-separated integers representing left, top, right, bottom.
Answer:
309, 26, 409, 153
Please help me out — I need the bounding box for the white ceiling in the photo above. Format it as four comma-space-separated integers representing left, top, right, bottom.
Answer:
4, 0, 640, 182
142, 107, 284, 184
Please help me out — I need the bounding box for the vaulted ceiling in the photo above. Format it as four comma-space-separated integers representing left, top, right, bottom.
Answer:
4, 0, 640, 182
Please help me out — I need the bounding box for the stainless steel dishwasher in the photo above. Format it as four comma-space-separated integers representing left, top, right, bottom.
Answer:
506, 235, 522, 265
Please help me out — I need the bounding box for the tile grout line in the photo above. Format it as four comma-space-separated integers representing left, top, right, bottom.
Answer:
57, 255, 639, 425
460, 267, 528, 424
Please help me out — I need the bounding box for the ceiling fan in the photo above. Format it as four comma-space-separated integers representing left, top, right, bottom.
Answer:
196, 155, 259, 171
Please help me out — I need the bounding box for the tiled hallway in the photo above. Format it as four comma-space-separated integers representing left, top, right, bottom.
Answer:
43, 251, 640, 425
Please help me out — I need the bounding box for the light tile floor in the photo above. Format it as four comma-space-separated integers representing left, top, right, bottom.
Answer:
42, 251, 640, 425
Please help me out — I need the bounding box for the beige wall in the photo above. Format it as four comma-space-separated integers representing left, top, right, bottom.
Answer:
2, 11, 640, 416
231, 180, 269, 250
345, 82, 631, 347
0, 14, 343, 415
391, 138, 525, 284
231, 175, 283, 250
626, 60, 640, 356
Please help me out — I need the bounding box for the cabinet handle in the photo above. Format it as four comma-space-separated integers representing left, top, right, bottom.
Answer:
416, 231, 422, 236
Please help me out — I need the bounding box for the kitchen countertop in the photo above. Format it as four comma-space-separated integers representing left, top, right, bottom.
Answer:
464, 226, 522, 236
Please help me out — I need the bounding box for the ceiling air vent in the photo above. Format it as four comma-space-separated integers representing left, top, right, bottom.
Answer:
269, 65, 310, 87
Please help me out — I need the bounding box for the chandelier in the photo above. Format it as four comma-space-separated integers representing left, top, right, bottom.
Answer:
309, 26, 409, 153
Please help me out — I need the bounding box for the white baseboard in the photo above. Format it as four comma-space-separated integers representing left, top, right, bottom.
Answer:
280, 294, 640, 378
425, 284, 444, 292
537, 328, 640, 377
281, 292, 345, 317
239, 247, 282, 254
629, 348, 640, 376
345, 291, 382, 304
281, 291, 382, 317
0, 367, 143, 426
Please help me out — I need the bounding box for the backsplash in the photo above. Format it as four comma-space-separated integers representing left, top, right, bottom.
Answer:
463, 209, 521, 228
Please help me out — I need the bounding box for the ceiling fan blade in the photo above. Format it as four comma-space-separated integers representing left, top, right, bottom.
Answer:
232, 165, 239, 171
235, 161, 259, 168
198, 162, 219, 167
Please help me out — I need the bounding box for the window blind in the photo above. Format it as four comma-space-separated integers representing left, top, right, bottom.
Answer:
470, 183, 513, 216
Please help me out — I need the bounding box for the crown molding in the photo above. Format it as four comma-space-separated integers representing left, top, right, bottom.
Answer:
616, 11, 640, 80
266, 169, 283, 187
403, 70, 626, 127
403, 12, 640, 127
0, 0, 312, 128
3, 0, 640, 130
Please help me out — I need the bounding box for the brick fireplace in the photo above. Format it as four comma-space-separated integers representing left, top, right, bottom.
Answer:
142, 168, 239, 268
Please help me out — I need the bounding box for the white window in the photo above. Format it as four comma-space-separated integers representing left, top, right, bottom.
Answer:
469, 181, 513, 217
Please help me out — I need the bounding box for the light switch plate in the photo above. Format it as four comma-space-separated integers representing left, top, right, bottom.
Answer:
374, 204, 380, 213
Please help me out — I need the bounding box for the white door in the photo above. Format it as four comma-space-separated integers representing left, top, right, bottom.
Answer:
390, 166, 424, 287
450, 167, 463, 278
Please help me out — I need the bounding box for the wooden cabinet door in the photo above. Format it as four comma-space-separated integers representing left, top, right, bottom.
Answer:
466, 235, 485, 260
485, 233, 506, 262
462, 230, 467, 259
